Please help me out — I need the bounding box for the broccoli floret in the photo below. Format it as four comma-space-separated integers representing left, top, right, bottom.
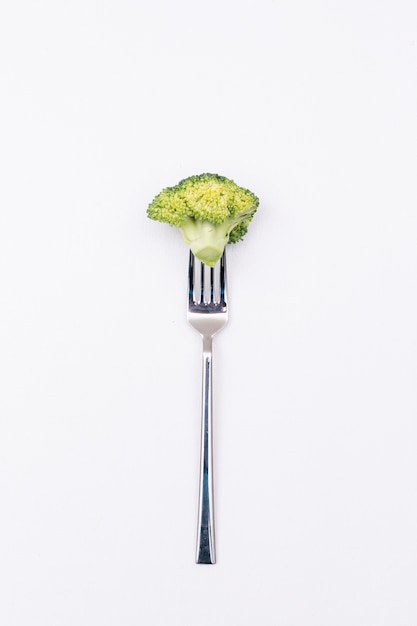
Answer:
147, 173, 259, 266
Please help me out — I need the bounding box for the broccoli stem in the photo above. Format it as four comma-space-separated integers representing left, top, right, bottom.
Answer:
179, 218, 232, 267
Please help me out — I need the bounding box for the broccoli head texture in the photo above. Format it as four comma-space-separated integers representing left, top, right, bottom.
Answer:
147, 173, 259, 266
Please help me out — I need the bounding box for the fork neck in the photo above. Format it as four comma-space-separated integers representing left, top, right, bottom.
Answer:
202, 335, 213, 354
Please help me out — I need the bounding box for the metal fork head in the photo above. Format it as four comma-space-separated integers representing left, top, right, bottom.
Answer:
187, 251, 228, 336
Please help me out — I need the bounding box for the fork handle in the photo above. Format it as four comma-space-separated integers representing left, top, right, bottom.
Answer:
196, 335, 216, 564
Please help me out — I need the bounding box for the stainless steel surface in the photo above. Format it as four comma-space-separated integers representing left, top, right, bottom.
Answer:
187, 251, 228, 564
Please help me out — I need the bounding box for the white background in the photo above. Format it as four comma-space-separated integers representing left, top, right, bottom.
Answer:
1, 1, 417, 624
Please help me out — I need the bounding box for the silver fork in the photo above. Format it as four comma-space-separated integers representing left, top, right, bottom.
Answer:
187, 250, 228, 564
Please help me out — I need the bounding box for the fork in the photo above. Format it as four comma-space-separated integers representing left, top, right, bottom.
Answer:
187, 250, 228, 564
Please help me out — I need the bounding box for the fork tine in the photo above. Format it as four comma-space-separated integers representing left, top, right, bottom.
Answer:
220, 252, 226, 306
188, 250, 195, 305
209, 267, 214, 303
200, 261, 205, 304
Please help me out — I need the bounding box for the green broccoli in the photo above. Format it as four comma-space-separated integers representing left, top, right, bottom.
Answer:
147, 173, 259, 266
